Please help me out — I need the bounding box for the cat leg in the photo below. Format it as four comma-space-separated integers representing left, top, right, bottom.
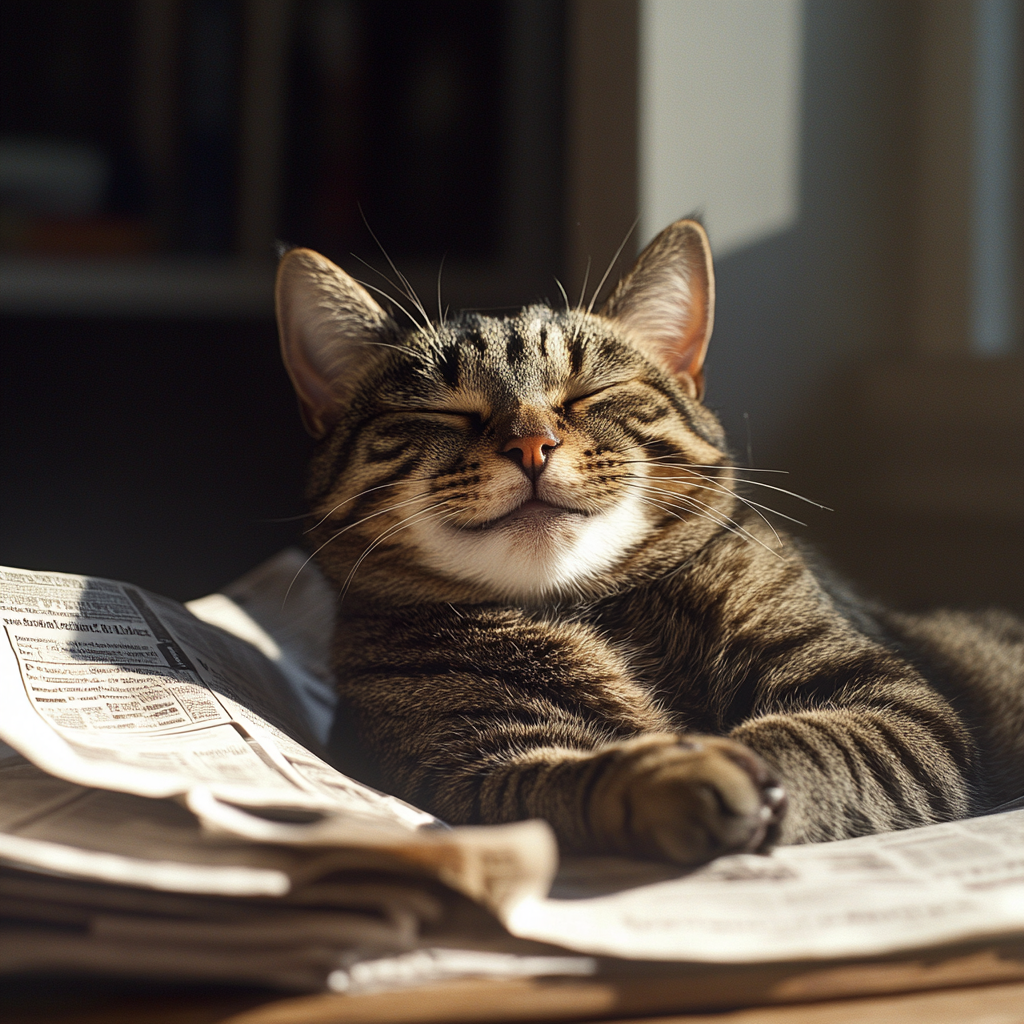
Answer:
394, 727, 787, 865
336, 609, 787, 865
730, 701, 975, 844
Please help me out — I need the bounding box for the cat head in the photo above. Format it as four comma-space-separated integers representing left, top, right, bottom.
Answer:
277, 219, 736, 605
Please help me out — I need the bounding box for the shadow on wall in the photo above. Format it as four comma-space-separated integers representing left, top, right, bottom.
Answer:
704, 0, 916, 453
700, 0, 1023, 614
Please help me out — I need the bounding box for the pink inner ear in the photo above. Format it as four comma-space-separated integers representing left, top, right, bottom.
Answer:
276, 285, 337, 437
655, 264, 711, 382
276, 263, 341, 438
283, 334, 337, 438
275, 247, 392, 439
601, 219, 715, 392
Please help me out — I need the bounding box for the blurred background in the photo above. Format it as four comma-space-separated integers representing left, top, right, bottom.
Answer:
1, 0, 1021, 610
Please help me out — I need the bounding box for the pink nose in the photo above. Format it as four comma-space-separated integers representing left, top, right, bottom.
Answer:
502, 434, 560, 480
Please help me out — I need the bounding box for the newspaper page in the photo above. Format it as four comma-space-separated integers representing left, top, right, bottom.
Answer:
505, 809, 1024, 962
185, 547, 339, 747
0, 755, 368, 897
0, 564, 432, 826
0, 750, 559, 991
0, 760, 470, 992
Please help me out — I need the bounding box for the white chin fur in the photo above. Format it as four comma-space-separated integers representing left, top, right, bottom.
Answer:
412, 491, 650, 601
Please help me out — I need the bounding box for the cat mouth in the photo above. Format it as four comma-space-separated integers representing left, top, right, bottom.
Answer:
470, 498, 589, 531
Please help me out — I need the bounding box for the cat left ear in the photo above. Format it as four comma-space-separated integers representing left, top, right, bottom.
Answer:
600, 219, 715, 399
276, 247, 396, 437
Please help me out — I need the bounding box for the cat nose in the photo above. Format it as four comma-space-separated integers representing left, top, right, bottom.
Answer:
502, 432, 560, 480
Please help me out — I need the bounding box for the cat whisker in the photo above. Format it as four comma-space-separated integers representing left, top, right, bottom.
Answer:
353, 269, 443, 351
336, 501, 456, 592
655, 468, 832, 510
554, 277, 571, 313
631, 482, 734, 527
587, 217, 639, 314
731, 477, 832, 510
617, 458, 730, 481
395, 271, 436, 339
308, 476, 435, 532
357, 210, 440, 342
635, 490, 785, 560
632, 479, 786, 546
356, 339, 433, 367
349, 249, 406, 303
631, 482, 784, 557
349, 250, 428, 330
641, 457, 790, 476
338, 502, 458, 605
388, 264, 439, 344
612, 444, 819, 523
618, 454, 732, 476
680, 499, 785, 558
350, 272, 432, 341
616, 445, 790, 474
691, 483, 806, 530
629, 473, 806, 532
620, 456, 830, 510
284, 491, 441, 606
613, 440, 732, 470
577, 257, 592, 312
437, 253, 447, 326
324, 490, 443, 540
634, 493, 747, 546
282, 546, 327, 609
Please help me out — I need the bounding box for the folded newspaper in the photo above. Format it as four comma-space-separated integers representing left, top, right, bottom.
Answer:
1, 552, 1023, 995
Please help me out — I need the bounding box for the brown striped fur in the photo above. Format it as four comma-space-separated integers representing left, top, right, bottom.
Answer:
277, 219, 1024, 864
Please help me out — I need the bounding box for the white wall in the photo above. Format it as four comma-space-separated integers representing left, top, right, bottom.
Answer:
638, 0, 803, 255
636, 1, 922, 458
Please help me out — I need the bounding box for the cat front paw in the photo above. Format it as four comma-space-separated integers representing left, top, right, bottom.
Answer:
589, 735, 786, 865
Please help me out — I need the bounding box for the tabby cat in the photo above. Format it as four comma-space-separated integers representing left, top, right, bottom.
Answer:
276, 219, 1024, 865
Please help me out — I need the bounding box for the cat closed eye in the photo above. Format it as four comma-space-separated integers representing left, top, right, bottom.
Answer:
417, 410, 485, 428
564, 384, 616, 407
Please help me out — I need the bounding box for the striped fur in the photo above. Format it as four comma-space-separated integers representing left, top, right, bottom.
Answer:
278, 221, 1024, 865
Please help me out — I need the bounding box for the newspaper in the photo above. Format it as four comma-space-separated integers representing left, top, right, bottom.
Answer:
0, 562, 558, 916
2, 554, 1024, 994
0, 562, 409, 817
0, 558, 561, 990
0, 757, 562, 990
186, 547, 339, 747
504, 809, 1024, 962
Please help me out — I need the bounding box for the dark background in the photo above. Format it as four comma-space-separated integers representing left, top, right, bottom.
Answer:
1, 315, 309, 597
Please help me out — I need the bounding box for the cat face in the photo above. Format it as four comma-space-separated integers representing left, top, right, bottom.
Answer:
278, 220, 735, 605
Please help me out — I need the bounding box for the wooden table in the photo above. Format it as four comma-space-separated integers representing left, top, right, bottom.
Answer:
5, 938, 1024, 1024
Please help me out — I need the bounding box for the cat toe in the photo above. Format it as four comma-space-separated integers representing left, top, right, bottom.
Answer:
596, 735, 787, 865
714, 739, 787, 850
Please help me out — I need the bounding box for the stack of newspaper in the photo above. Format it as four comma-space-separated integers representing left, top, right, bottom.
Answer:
0, 553, 565, 991
2, 551, 1023, 997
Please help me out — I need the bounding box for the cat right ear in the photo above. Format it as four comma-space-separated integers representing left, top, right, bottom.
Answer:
276, 248, 395, 437
600, 219, 715, 400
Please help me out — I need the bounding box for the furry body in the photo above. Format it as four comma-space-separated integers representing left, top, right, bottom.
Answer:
277, 221, 1024, 864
